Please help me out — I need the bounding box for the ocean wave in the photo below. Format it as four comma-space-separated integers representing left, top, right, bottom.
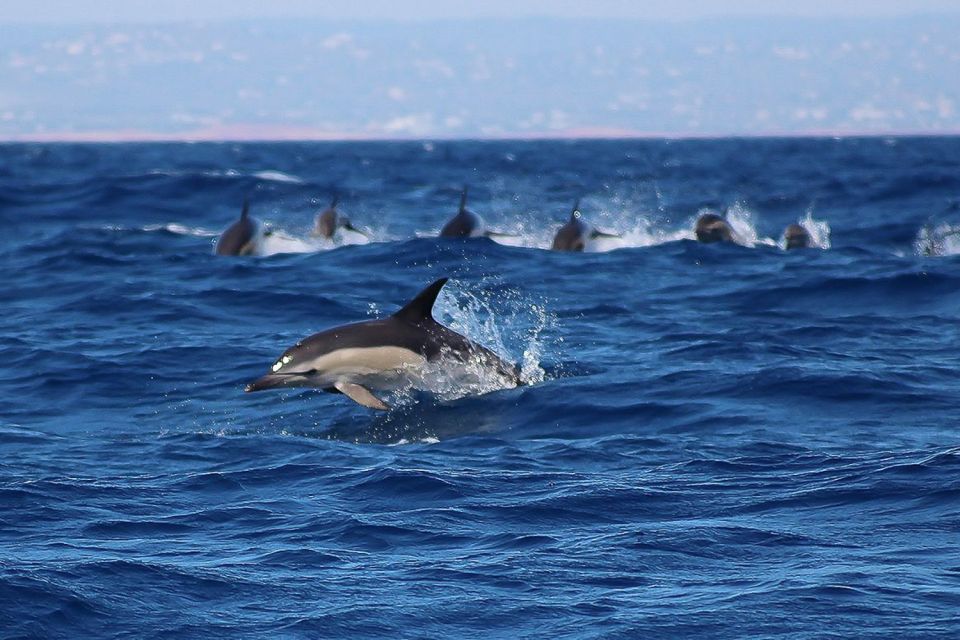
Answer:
3, 138, 960, 638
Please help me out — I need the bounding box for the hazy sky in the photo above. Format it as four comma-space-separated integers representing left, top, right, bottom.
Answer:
5, 0, 960, 24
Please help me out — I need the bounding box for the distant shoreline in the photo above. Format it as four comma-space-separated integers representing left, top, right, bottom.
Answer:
3, 127, 960, 143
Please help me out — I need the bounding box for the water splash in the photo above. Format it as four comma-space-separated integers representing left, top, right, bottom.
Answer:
782, 209, 831, 250
257, 228, 322, 255
722, 203, 777, 248
147, 168, 303, 184
915, 222, 960, 256
392, 279, 555, 404
254, 223, 375, 256
101, 223, 221, 237
458, 198, 776, 252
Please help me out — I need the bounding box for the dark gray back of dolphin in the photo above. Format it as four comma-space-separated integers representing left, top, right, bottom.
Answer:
695, 212, 735, 243
215, 199, 258, 256
551, 199, 590, 251
440, 188, 482, 237
315, 196, 340, 238
783, 223, 811, 250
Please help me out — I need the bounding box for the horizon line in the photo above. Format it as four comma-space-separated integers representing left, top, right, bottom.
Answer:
3, 126, 960, 144
3, 11, 960, 27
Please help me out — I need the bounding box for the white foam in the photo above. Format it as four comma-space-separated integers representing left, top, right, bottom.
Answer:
253, 222, 376, 256
433, 281, 552, 387
722, 203, 778, 248
362, 282, 553, 407
781, 210, 831, 250
915, 223, 960, 256
252, 170, 304, 184
257, 229, 323, 256
144, 223, 219, 237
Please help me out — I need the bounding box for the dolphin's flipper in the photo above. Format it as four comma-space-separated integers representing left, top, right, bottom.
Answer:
335, 381, 390, 410
590, 229, 622, 240
342, 220, 368, 237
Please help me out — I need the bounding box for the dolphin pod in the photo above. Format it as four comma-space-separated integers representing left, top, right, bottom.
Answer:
215, 192, 827, 254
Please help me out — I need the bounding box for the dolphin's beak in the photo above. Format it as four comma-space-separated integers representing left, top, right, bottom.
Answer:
245, 374, 285, 392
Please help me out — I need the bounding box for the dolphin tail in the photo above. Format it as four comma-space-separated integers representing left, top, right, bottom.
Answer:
394, 278, 449, 323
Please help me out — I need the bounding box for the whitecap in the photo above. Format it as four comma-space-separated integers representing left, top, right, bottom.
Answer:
252, 170, 304, 184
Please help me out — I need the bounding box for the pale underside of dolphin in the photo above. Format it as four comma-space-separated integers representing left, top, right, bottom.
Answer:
245, 278, 523, 410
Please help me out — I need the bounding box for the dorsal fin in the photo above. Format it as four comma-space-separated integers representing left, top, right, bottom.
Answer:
459, 187, 468, 214
570, 198, 581, 220
393, 278, 449, 323
240, 198, 250, 220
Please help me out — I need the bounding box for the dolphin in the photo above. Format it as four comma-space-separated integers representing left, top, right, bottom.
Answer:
439, 188, 514, 239
551, 199, 621, 252
694, 211, 736, 244
245, 278, 523, 410
783, 223, 811, 250
313, 195, 365, 239
215, 199, 264, 256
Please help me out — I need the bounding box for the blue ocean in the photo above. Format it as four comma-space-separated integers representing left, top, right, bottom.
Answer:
2, 137, 959, 639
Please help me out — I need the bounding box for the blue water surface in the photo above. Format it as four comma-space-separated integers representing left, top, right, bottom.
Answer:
2, 138, 960, 638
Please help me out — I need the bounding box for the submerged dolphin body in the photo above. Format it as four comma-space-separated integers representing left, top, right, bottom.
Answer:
551, 200, 621, 251
694, 212, 737, 244
245, 278, 523, 410
215, 199, 263, 256
783, 223, 812, 250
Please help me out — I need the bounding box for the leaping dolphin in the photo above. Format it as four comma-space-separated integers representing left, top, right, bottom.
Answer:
551, 199, 621, 251
439, 188, 515, 240
245, 278, 523, 410
215, 199, 265, 256
313, 195, 365, 239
